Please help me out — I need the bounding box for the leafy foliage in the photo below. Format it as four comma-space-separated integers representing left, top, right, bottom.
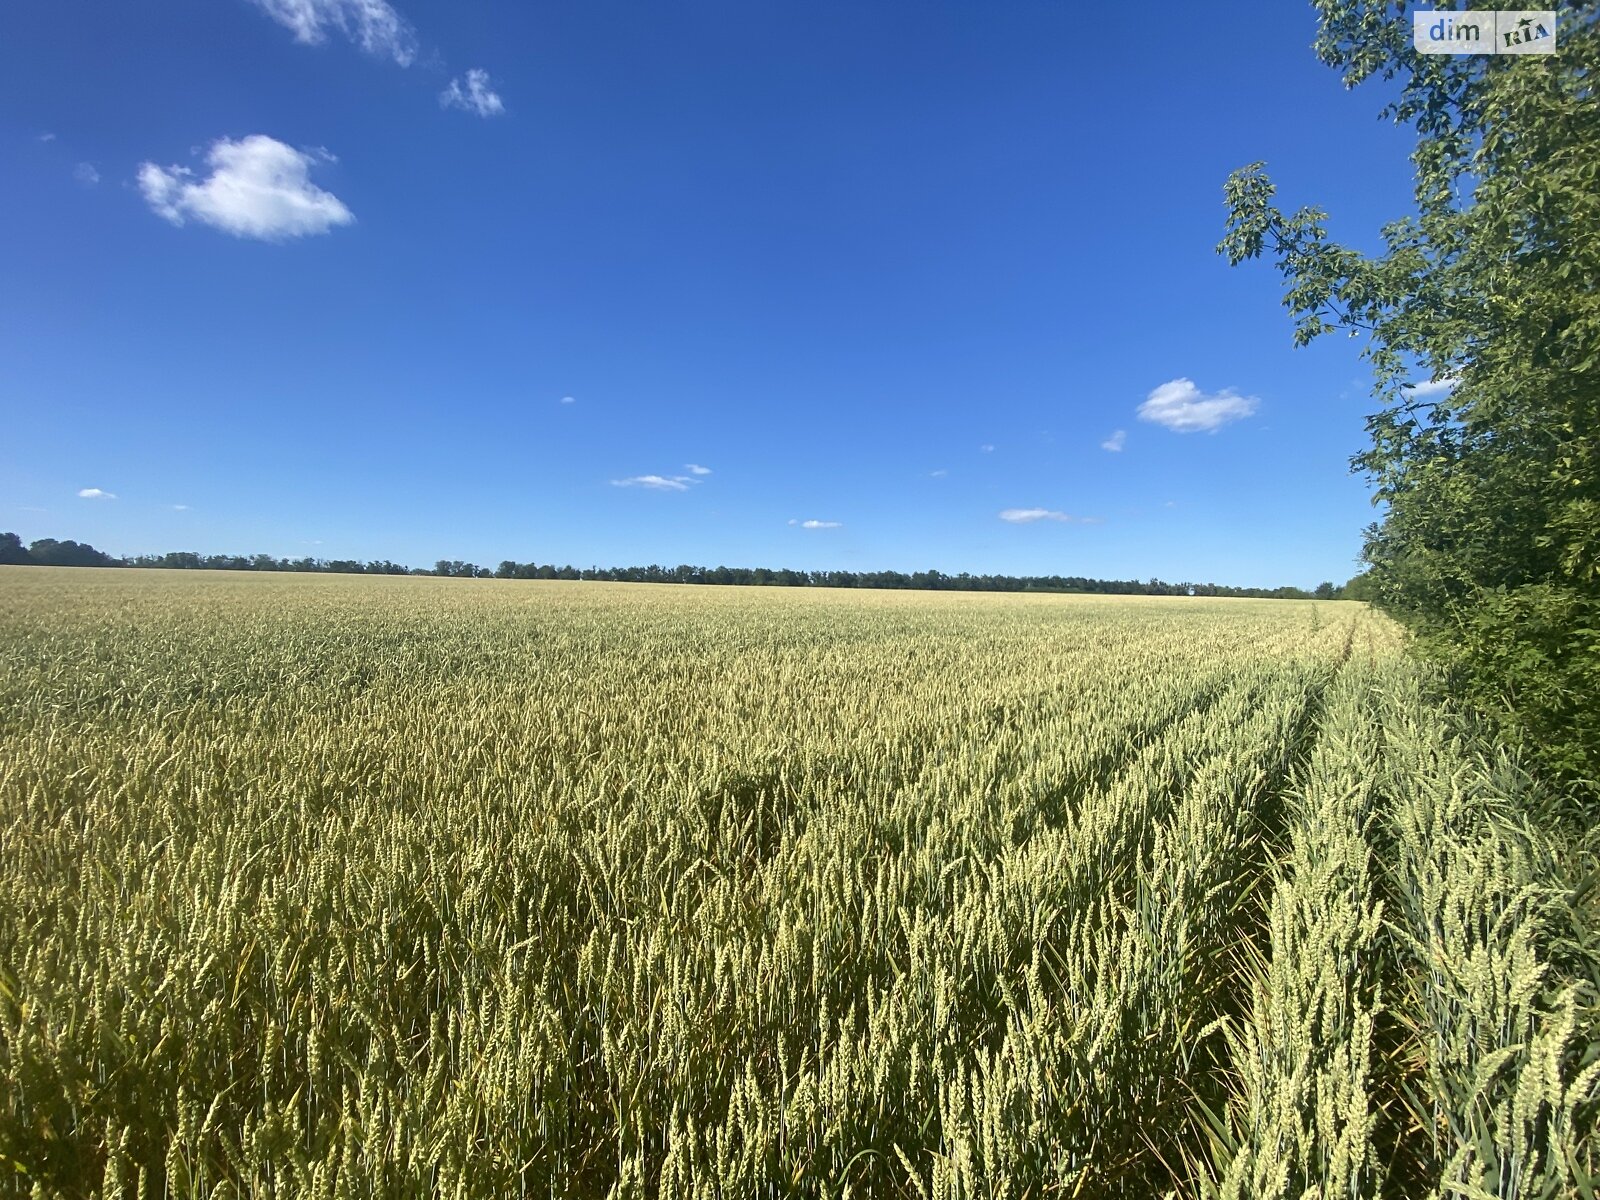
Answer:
1220, 1, 1600, 791
11, 536, 118, 568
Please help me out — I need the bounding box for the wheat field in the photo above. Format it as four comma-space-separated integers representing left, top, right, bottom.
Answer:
1, 568, 1595, 1198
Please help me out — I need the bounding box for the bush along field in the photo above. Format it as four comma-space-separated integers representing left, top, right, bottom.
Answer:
1, 569, 1595, 1198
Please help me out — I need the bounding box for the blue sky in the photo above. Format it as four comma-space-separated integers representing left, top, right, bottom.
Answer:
2, 0, 1426, 587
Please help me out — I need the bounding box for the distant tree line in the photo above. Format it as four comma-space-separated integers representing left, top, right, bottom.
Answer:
486, 558, 1345, 599
0, 534, 121, 568
0, 535, 419, 576
1, 531, 1357, 600
126, 550, 419, 576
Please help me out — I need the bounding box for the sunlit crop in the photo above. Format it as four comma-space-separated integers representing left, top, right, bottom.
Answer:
1, 568, 1593, 1197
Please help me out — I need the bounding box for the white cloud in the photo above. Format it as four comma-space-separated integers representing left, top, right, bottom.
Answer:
1137, 378, 1258, 433
139, 136, 353, 241
1101, 429, 1126, 452
929, 468, 949, 478
979, 443, 995, 453
612, 475, 691, 491
74, 162, 99, 186
560, 395, 576, 404
171, 504, 191, 511
999, 508, 1082, 524
441, 69, 505, 117
77, 488, 116, 500
685, 463, 712, 476
247, 0, 416, 65
38, 132, 56, 142
789, 519, 841, 529
1404, 377, 1457, 398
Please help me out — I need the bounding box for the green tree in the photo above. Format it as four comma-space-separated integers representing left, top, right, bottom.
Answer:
1342, 571, 1378, 603
1222, 1, 1600, 788
27, 537, 117, 568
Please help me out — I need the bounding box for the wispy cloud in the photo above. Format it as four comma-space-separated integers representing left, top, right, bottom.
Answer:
77, 487, 116, 500
999, 508, 1090, 524
247, 0, 417, 65
685, 464, 712, 476
38, 132, 56, 143
559, 395, 576, 405
979, 443, 995, 453
1404, 376, 1457, 398
929, 468, 949, 478
441, 68, 505, 117
1101, 429, 1126, 452
171, 504, 191, 511
612, 475, 692, 491
788, 519, 842, 529
139, 135, 353, 241
73, 162, 99, 186
1137, 378, 1258, 433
